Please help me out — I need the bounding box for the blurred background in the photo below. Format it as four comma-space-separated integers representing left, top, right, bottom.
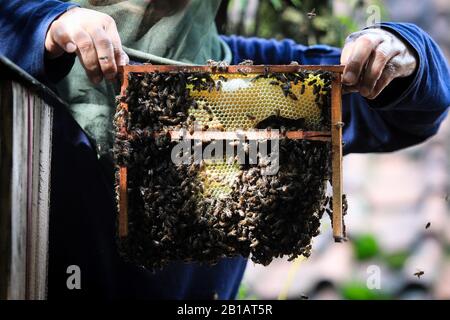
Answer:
217, 0, 450, 300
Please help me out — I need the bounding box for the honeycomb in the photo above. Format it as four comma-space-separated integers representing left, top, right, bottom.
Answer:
188, 72, 330, 199
199, 161, 241, 198
189, 73, 328, 130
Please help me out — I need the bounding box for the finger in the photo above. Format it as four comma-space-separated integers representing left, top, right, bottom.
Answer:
340, 41, 355, 65
106, 21, 129, 67
341, 41, 357, 94
72, 29, 103, 84
342, 84, 360, 95
342, 34, 383, 86
360, 41, 400, 97
365, 63, 396, 99
45, 21, 77, 58
91, 27, 117, 80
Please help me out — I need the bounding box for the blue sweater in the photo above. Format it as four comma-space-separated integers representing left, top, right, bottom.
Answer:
1, 1, 449, 300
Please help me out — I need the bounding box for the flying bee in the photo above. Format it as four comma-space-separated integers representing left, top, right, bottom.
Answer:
425, 222, 431, 229
414, 270, 425, 279
307, 8, 316, 19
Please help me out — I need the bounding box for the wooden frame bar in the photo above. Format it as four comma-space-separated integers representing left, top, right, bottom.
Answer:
120, 64, 345, 74
117, 65, 345, 241
125, 130, 331, 142
118, 75, 129, 238
331, 75, 344, 242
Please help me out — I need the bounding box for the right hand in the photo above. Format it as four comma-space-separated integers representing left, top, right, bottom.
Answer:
45, 7, 129, 84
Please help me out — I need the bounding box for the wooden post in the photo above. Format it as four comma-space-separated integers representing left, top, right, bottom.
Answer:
331, 75, 344, 242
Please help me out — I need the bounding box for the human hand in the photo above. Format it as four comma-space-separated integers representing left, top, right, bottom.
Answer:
341, 27, 417, 99
45, 7, 129, 84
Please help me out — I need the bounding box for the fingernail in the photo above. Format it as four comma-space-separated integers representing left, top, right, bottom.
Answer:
119, 53, 129, 66
65, 42, 77, 52
343, 71, 356, 84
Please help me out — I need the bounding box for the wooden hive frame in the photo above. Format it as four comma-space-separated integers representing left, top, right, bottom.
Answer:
117, 64, 345, 243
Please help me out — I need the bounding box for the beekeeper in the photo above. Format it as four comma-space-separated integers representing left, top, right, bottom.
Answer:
0, 0, 448, 299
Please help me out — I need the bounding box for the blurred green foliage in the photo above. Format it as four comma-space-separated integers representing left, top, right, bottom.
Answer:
220, 0, 387, 47
236, 283, 258, 300
383, 250, 409, 270
341, 281, 391, 300
353, 234, 380, 260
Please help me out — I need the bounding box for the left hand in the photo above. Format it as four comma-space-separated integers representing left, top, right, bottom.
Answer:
341, 27, 418, 99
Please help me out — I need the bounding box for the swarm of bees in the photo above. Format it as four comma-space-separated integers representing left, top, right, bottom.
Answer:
114, 66, 345, 269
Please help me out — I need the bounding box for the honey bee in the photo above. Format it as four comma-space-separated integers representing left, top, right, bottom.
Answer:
288, 92, 298, 100
414, 270, 425, 279
307, 8, 316, 19
237, 68, 248, 76
300, 84, 306, 95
